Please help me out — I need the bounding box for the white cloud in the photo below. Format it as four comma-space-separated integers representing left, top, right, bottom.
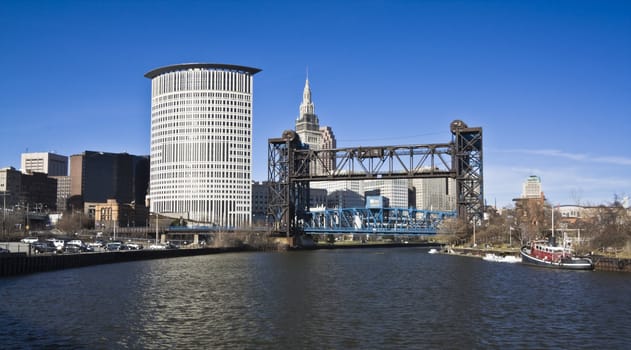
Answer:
483, 162, 631, 207
493, 148, 631, 166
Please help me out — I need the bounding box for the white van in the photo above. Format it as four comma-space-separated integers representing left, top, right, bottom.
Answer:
46, 238, 65, 251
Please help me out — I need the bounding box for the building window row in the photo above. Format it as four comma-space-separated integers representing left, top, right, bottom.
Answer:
152, 70, 253, 96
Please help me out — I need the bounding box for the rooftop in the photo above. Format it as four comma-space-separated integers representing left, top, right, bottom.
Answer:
144, 63, 262, 79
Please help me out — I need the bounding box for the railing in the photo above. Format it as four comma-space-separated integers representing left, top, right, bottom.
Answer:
303, 207, 456, 235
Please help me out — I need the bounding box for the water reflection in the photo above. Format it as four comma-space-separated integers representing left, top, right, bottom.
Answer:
1, 249, 631, 349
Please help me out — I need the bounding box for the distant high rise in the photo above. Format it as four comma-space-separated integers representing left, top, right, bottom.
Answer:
295, 78, 323, 148
411, 177, 456, 211
294, 77, 336, 175
311, 180, 364, 209
320, 126, 337, 172
21, 152, 68, 176
522, 175, 543, 199
145, 63, 261, 226
50, 175, 71, 211
363, 179, 409, 208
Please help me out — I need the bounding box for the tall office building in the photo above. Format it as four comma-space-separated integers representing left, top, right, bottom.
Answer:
145, 63, 261, 226
21, 152, 68, 176
312, 180, 364, 209
320, 126, 337, 171
295, 78, 336, 175
411, 178, 456, 211
70, 151, 149, 205
364, 179, 409, 208
50, 175, 71, 211
295, 78, 323, 149
522, 175, 543, 199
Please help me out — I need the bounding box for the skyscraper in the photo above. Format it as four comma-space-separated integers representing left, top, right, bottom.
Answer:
320, 126, 337, 172
522, 175, 543, 199
145, 63, 261, 227
411, 177, 456, 211
295, 78, 323, 149
294, 77, 336, 175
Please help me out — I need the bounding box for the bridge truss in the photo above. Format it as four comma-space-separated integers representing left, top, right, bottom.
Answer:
304, 207, 456, 235
267, 120, 483, 237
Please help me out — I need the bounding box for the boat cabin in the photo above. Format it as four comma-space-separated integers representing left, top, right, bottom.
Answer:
529, 240, 571, 263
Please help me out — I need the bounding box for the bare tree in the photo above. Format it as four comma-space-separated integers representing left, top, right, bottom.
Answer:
438, 217, 469, 245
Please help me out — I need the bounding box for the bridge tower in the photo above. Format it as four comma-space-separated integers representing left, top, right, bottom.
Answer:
451, 120, 484, 224
267, 130, 310, 236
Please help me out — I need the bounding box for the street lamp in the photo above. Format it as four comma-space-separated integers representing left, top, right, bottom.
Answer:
1, 190, 9, 238
472, 216, 476, 247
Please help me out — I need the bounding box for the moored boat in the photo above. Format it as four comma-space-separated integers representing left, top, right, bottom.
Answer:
520, 239, 594, 270
482, 253, 521, 264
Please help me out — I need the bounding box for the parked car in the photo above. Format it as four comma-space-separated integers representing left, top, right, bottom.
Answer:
46, 239, 65, 251
20, 237, 39, 244
65, 240, 93, 252
88, 240, 105, 249
64, 244, 82, 254
166, 242, 180, 249
0, 247, 10, 254
105, 242, 122, 251
126, 243, 143, 250
32, 241, 57, 254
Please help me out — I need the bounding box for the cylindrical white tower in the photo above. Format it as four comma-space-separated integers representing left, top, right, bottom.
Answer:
145, 63, 261, 227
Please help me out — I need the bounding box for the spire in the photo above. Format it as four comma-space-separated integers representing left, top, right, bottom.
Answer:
299, 75, 315, 117
303, 78, 312, 104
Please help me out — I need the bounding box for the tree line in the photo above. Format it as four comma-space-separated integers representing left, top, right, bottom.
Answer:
439, 196, 631, 255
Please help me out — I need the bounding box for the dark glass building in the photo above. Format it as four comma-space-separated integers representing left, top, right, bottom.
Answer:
70, 151, 149, 206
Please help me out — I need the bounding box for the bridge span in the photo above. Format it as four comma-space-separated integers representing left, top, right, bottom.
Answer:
267, 120, 483, 237
303, 207, 456, 235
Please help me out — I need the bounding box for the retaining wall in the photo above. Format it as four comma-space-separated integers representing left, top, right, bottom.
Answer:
0, 247, 243, 277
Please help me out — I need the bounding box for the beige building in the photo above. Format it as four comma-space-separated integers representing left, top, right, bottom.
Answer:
21, 152, 68, 176
89, 199, 148, 230
522, 175, 543, 199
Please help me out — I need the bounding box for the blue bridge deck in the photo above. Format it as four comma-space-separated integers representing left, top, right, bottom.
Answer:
303, 207, 456, 235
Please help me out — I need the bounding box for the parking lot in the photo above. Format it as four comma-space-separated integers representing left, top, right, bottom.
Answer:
0, 242, 33, 254
0, 241, 109, 255
0, 239, 167, 255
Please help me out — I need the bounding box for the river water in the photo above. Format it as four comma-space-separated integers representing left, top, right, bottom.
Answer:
1, 247, 630, 349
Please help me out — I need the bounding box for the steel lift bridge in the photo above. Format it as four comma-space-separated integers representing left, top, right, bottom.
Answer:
267, 120, 483, 238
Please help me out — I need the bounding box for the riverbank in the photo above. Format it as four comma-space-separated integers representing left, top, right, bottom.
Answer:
446, 246, 631, 272
0, 241, 442, 277
3, 240, 629, 277
0, 247, 247, 277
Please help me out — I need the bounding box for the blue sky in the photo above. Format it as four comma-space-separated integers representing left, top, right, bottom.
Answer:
1, 0, 629, 208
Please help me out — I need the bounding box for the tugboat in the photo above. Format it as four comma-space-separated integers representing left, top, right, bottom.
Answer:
520, 238, 594, 270
520, 204, 594, 270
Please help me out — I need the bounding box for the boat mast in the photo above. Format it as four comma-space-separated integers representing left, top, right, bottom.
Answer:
551, 205, 555, 239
